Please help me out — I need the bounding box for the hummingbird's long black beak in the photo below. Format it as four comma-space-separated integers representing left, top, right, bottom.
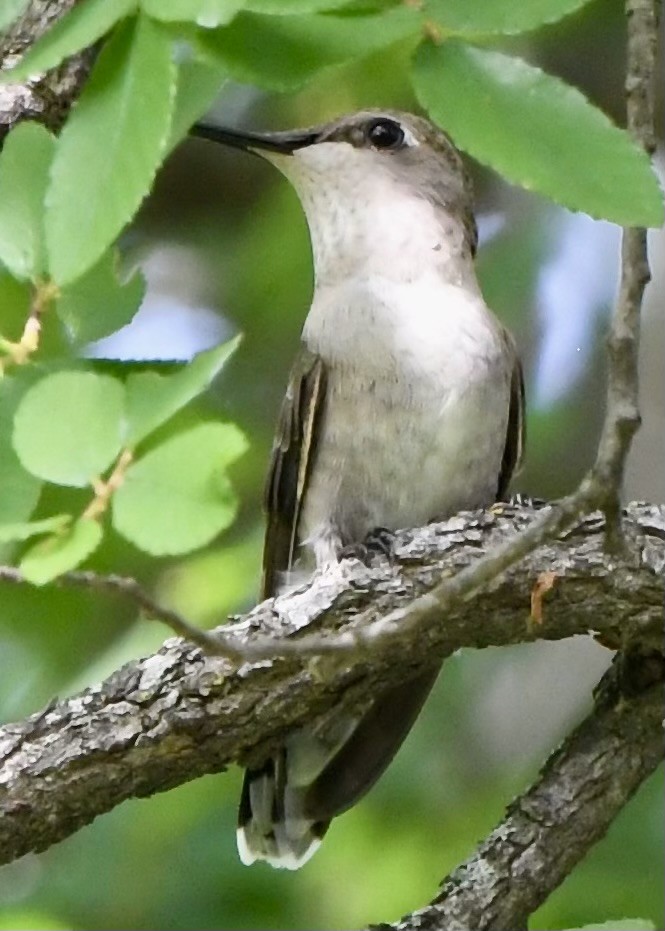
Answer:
191, 121, 318, 156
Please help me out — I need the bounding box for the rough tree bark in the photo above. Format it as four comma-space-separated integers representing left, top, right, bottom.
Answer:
0, 0, 94, 140
1, 506, 663, 876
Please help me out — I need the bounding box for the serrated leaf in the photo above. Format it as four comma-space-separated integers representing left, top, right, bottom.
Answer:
12, 371, 125, 487
167, 58, 227, 151
198, 6, 420, 91
412, 41, 664, 227
0, 0, 30, 32
45, 14, 176, 285
0, 514, 71, 544
0, 122, 55, 280
20, 517, 103, 584
0, 0, 136, 83
141, 0, 244, 27
56, 249, 145, 345
125, 335, 240, 445
0, 376, 42, 526
112, 422, 248, 555
423, 0, 595, 37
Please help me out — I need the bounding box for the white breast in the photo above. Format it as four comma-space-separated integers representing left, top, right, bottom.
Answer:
299, 274, 513, 562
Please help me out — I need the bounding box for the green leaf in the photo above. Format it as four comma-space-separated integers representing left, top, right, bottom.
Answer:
0, 514, 71, 544
112, 422, 248, 555
20, 517, 103, 584
0, 909, 73, 931
141, 0, 356, 24
571, 923, 656, 931
0, 0, 137, 83
167, 58, 227, 151
0, 271, 31, 343
45, 14, 177, 285
0, 0, 30, 32
198, 6, 420, 91
141, 0, 244, 27
412, 41, 664, 227
125, 335, 241, 445
244, 0, 358, 11
12, 371, 125, 487
0, 376, 42, 527
56, 249, 145, 345
0, 122, 55, 280
423, 0, 595, 36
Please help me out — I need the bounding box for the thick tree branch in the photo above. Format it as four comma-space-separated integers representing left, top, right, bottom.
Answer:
371, 652, 664, 931
0, 0, 93, 139
0, 503, 663, 868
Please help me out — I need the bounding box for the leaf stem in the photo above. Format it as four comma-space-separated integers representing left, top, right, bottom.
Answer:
82, 448, 133, 521
0, 278, 59, 373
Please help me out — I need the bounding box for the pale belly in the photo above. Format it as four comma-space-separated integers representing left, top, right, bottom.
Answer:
297, 273, 514, 565
298, 357, 511, 562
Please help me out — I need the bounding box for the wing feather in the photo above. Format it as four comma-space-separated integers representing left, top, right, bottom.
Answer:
497, 349, 526, 500
261, 347, 327, 598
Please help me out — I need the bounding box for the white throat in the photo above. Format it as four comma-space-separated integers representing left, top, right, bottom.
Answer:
273, 142, 474, 289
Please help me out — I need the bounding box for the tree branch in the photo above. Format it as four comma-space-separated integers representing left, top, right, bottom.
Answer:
0, 503, 663, 868
370, 652, 664, 931
0, 0, 93, 139
590, 0, 659, 544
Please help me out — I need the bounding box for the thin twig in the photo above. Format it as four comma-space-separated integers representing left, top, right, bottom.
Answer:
0, 279, 59, 373
589, 0, 659, 547
0, 565, 241, 659
82, 449, 134, 521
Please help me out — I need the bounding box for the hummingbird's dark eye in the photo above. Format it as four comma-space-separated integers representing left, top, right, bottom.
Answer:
366, 119, 405, 151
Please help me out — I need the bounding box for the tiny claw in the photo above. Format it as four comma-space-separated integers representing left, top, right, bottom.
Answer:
340, 541, 371, 565
365, 526, 395, 559
339, 527, 396, 565
510, 493, 549, 509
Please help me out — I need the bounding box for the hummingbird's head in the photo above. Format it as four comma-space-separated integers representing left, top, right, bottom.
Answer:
192, 110, 478, 280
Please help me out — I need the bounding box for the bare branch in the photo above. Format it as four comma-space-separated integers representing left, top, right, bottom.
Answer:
0, 564, 242, 659
369, 653, 664, 931
0, 504, 663, 867
0, 0, 93, 138
589, 0, 660, 544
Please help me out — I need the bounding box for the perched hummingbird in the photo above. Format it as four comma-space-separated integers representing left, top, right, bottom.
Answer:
192, 111, 525, 869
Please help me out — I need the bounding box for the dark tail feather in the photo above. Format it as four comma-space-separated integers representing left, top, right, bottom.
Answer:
236, 665, 441, 868
304, 665, 441, 820
237, 752, 329, 869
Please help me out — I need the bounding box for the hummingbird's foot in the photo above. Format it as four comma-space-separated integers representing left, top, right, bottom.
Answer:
365, 526, 396, 559
490, 494, 549, 515
508, 493, 549, 509
339, 527, 395, 565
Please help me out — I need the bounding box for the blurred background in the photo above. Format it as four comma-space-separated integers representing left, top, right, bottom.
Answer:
0, 0, 663, 927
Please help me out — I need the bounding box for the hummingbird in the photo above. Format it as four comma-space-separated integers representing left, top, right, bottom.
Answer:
192, 110, 525, 869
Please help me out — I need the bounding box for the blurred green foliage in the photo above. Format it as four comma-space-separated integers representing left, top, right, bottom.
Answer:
0, 0, 663, 928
